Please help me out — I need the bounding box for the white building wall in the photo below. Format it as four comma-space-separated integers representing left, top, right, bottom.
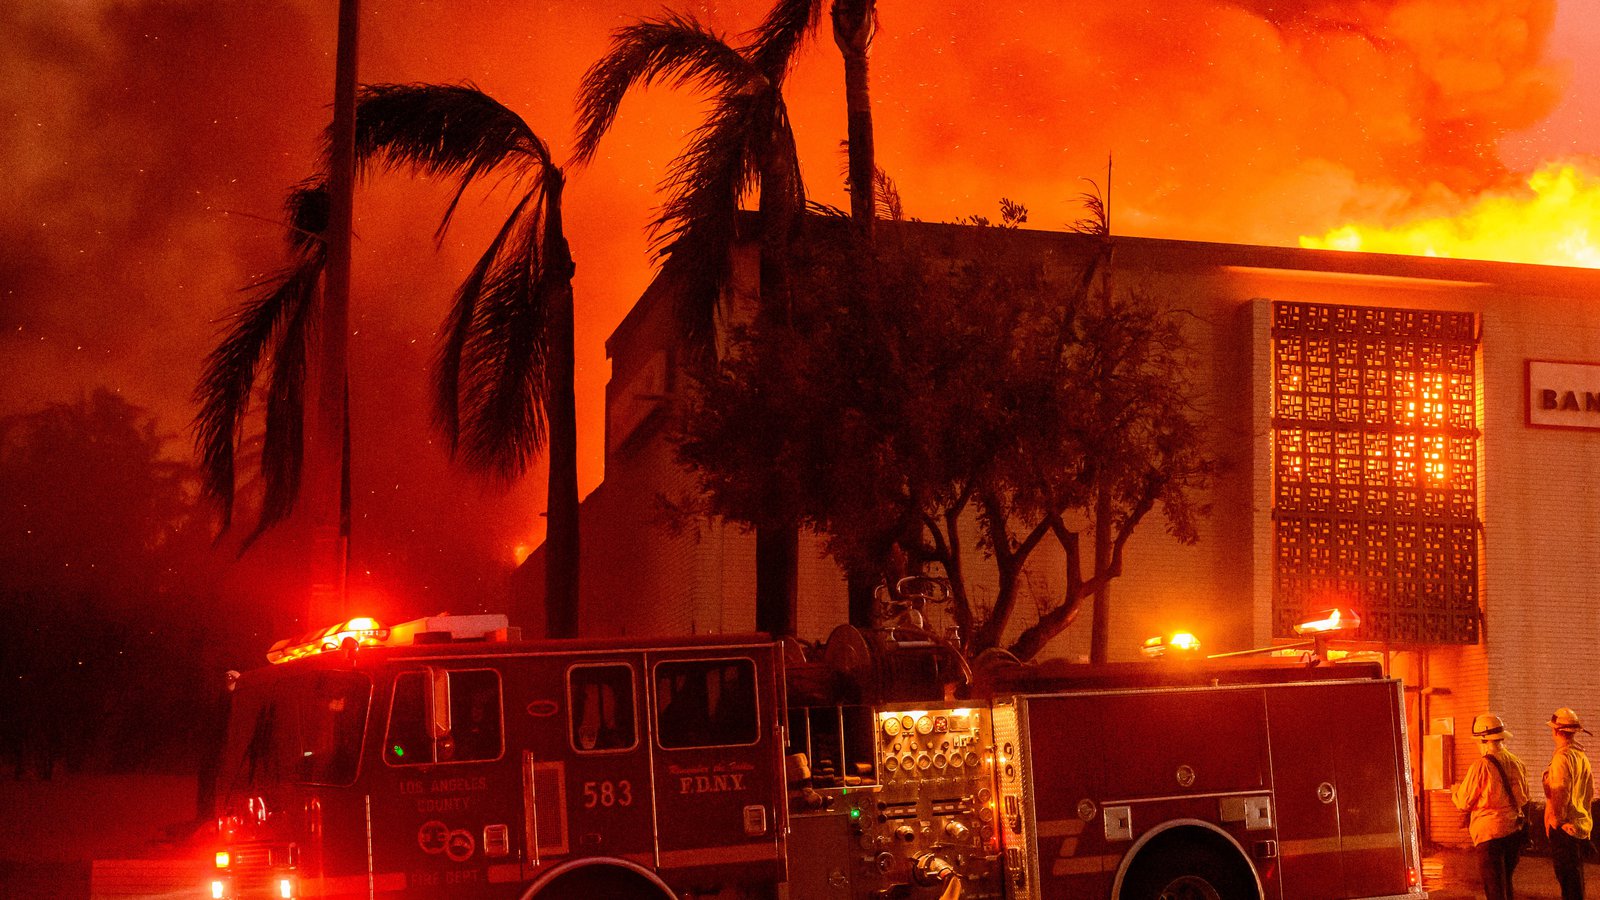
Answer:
1479, 295, 1600, 754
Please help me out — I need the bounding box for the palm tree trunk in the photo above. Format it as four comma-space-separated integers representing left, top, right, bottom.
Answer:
837, 0, 882, 628
833, 0, 876, 234
752, 116, 802, 640
309, 0, 359, 626
542, 175, 581, 638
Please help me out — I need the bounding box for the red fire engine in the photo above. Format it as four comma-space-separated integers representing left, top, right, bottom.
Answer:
205, 609, 1425, 900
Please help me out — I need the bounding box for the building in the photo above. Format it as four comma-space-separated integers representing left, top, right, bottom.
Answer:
518, 219, 1600, 843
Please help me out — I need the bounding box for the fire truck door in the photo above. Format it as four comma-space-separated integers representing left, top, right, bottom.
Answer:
1268, 681, 1408, 900
531, 661, 657, 870
369, 666, 522, 894
648, 650, 784, 887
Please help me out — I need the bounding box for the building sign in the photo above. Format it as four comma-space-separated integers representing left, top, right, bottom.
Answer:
1527, 360, 1600, 430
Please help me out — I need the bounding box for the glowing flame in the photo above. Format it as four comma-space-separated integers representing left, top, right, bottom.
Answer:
1302, 162, 1600, 269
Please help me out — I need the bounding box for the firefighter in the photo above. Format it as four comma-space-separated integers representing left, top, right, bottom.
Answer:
1452, 714, 1529, 900
1544, 707, 1594, 900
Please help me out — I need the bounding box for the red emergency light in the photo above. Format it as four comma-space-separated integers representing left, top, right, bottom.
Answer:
266, 616, 390, 664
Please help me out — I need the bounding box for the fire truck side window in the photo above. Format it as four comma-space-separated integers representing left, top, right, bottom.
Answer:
445, 669, 503, 762
654, 658, 759, 749
384, 672, 432, 765
384, 669, 503, 765
568, 664, 637, 752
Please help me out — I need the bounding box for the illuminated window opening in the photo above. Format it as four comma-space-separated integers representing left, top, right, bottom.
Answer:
1271, 302, 1481, 644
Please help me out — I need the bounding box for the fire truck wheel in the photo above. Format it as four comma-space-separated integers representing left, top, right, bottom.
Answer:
1119, 840, 1255, 900
525, 863, 676, 900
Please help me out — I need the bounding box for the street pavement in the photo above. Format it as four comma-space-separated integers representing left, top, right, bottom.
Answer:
1424, 846, 1600, 899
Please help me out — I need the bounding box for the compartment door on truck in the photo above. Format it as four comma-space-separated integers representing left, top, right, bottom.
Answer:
1267, 680, 1410, 900
523, 658, 657, 871
1021, 695, 1110, 897
648, 648, 785, 888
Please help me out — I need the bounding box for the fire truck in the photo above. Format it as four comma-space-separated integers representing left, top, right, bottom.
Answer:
205, 608, 1426, 900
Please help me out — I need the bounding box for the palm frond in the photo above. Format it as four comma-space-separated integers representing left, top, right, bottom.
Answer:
838, 140, 904, 221
759, 95, 807, 221
573, 13, 758, 167
285, 177, 331, 254
807, 199, 850, 218
646, 90, 771, 343
449, 180, 554, 479
192, 182, 327, 533
356, 82, 551, 241
433, 187, 539, 458
874, 166, 904, 221
746, 0, 820, 82
239, 274, 317, 551
653, 90, 766, 252
1070, 179, 1110, 236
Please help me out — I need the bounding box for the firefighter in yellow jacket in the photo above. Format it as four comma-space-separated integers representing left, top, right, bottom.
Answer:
1453, 714, 1530, 900
1545, 707, 1594, 900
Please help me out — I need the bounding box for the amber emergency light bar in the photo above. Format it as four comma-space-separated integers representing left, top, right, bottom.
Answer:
1206, 607, 1362, 661
1140, 632, 1201, 659
265, 614, 515, 664
1293, 607, 1361, 635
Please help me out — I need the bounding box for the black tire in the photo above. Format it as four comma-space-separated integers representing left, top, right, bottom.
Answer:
529, 865, 675, 900
1120, 841, 1256, 900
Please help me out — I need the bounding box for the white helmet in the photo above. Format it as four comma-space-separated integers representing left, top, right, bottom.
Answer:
1471, 714, 1510, 741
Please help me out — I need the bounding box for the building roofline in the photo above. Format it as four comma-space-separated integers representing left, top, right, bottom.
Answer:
607, 217, 1600, 356
890, 218, 1600, 295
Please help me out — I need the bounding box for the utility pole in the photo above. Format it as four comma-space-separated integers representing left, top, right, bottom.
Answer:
308, 0, 359, 627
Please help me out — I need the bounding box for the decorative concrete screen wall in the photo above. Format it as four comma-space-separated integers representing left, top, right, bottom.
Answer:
1271, 301, 1481, 645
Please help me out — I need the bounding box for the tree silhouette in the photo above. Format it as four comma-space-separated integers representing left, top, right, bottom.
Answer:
677, 219, 1218, 663
356, 82, 580, 637
1, 390, 229, 777
194, 85, 584, 637
574, 6, 811, 636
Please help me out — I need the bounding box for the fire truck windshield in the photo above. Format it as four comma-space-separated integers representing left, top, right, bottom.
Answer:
218, 670, 371, 794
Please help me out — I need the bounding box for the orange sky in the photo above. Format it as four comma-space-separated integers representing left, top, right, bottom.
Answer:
2, 0, 1595, 615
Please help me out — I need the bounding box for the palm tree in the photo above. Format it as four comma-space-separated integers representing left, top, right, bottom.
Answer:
195, 84, 584, 639
573, 6, 814, 637
354, 82, 580, 639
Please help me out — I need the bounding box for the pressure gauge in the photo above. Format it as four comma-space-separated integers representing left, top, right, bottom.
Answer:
901, 715, 916, 733
883, 716, 902, 738
916, 715, 934, 736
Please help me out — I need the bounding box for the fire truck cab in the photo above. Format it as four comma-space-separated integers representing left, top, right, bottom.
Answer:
210, 616, 785, 900
205, 614, 1425, 900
